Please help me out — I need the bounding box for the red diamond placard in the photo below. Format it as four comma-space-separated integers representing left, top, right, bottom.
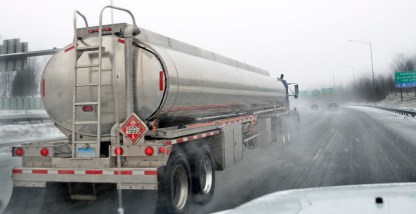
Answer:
120, 113, 148, 144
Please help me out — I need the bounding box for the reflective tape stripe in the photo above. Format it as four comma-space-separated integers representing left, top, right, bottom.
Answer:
85, 170, 102, 175
159, 71, 164, 91
48, 170, 58, 175
12, 169, 157, 176
144, 171, 157, 175
103, 170, 114, 175
58, 170, 75, 174
12, 169, 22, 174
32, 170, 47, 174
163, 130, 220, 146
64, 45, 75, 53
41, 79, 45, 97
132, 171, 144, 175
74, 170, 84, 175
114, 170, 132, 175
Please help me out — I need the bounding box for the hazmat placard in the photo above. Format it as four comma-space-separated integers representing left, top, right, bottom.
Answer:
120, 113, 148, 144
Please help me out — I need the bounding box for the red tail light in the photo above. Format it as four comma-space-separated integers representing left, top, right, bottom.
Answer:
15, 148, 23, 156
95, 29, 100, 33
82, 105, 93, 112
144, 147, 153, 156
158, 147, 165, 154
104, 27, 112, 31
114, 147, 123, 156
40, 148, 49, 156
88, 29, 95, 33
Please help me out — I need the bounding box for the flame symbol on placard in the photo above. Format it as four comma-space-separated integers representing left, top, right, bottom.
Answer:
131, 120, 136, 139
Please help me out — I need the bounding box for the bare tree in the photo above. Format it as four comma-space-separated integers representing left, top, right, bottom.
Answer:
390, 53, 415, 73
0, 70, 15, 97
11, 57, 42, 97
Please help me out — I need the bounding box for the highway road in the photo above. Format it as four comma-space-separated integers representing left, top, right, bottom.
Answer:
1, 106, 416, 213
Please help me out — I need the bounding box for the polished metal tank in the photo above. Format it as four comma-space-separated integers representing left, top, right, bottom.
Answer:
41, 24, 286, 137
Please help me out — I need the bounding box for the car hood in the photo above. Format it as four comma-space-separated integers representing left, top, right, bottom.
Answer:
215, 183, 416, 214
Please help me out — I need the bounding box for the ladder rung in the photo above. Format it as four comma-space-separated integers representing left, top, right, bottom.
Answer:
73, 141, 98, 144
76, 83, 99, 87
74, 121, 98, 125
76, 64, 99, 69
76, 46, 101, 52
75, 102, 98, 106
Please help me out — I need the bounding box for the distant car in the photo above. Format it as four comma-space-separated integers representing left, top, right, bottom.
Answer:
311, 104, 319, 110
328, 102, 338, 110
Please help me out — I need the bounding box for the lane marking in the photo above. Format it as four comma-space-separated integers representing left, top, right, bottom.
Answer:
314, 149, 322, 160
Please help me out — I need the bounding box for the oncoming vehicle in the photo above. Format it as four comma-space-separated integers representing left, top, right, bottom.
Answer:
5, 5, 299, 214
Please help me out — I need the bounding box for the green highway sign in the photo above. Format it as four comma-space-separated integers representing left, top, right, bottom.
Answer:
299, 91, 308, 97
395, 71, 416, 88
321, 87, 334, 96
311, 89, 321, 97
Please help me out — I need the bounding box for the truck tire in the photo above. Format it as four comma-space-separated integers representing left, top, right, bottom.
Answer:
156, 151, 192, 214
191, 144, 215, 205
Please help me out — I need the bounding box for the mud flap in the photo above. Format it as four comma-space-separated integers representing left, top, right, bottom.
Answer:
4, 186, 46, 214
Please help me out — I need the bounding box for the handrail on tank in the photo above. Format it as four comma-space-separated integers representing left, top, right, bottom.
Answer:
73, 10, 89, 43
99, 5, 137, 27
98, 5, 138, 117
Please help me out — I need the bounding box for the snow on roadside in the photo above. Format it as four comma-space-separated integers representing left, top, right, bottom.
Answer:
375, 93, 416, 111
0, 122, 65, 146
0, 109, 47, 116
348, 105, 416, 123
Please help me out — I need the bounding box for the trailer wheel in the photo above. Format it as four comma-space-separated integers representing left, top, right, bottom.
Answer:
191, 145, 215, 204
156, 151, 192, 214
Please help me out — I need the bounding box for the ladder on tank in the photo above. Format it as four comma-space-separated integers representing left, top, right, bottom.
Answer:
71, 11, 102, 158
71, 7, 138, 158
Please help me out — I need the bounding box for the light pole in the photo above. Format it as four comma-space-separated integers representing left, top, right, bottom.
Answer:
340, 65, 356, 87
349, 40, 375, 100
332, 70, 336, 99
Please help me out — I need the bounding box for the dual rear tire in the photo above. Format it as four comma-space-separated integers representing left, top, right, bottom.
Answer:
156, 144, 215, 214
157, 151, 192, 214
191, 145, 215, 205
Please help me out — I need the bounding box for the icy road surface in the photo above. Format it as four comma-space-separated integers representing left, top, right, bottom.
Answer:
1, 106, 416, 213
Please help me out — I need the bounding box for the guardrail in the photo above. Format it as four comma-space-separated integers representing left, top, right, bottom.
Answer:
0, 97, 44, 110
0, 114, 50, 123
365, 105, 416, 117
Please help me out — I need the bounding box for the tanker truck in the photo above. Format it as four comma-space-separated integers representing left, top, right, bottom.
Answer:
6, 6, 298, 214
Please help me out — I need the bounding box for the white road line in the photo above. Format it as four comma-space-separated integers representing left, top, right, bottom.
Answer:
314, 149, 322, 160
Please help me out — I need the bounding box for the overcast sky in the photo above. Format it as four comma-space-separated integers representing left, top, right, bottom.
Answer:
1, 0, 416, 90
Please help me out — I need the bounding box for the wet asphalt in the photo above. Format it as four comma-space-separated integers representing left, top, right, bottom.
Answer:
196, 106, 416, 213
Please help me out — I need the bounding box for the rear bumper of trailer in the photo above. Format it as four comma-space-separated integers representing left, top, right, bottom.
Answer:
11, 166, 158, 190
